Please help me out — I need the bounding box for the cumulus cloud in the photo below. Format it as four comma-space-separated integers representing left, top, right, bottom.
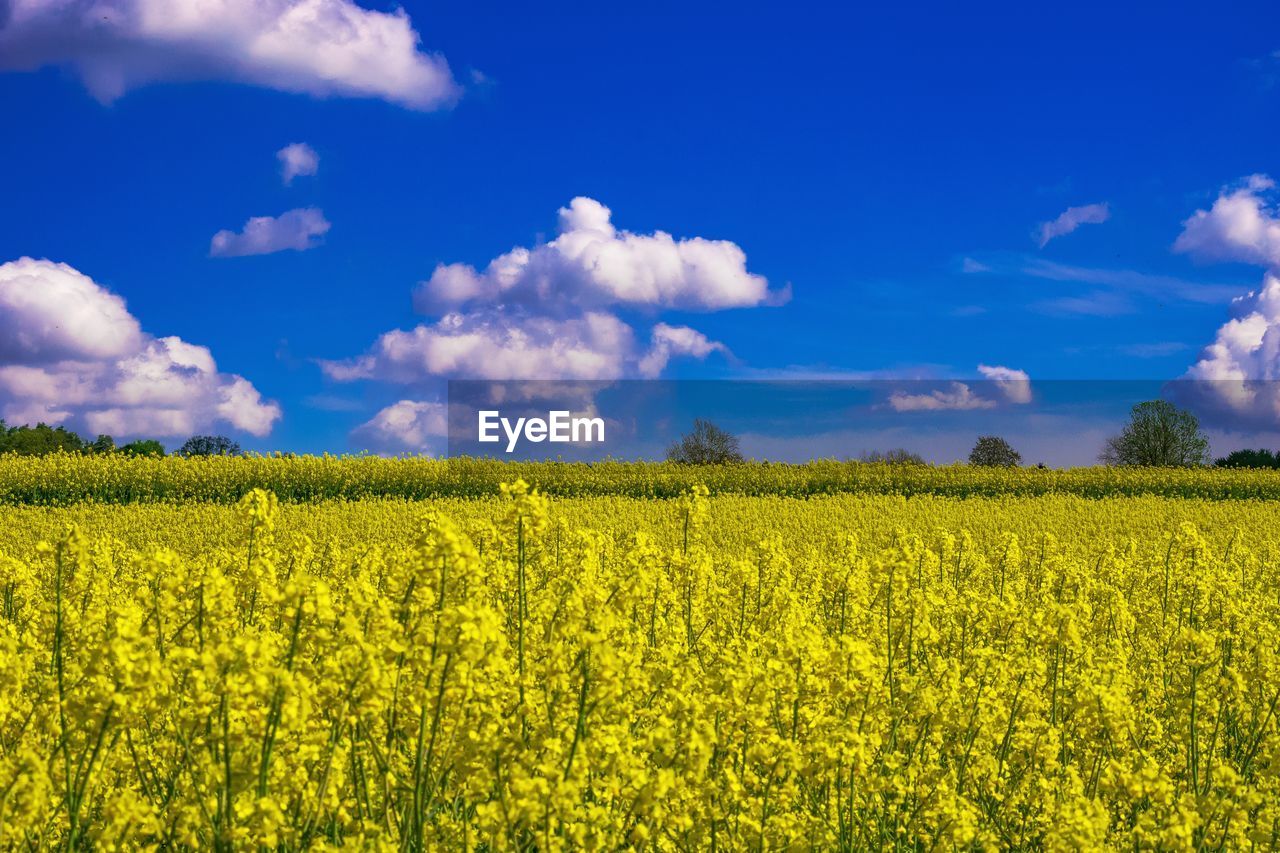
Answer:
210, 207, 330, 257
1168, 177, 1280, 428
326, 198, 773, 450
0, 257, 142, 362
1036, 203, 1110, 247
1171, 273, 1280, 428
278, 142, 318, 185
1174, 175, 1280, 267
0, 257, 281, 437
886, 366, 1033, 412
322, 311, 636, 382
327, 198, 759, 388
0, 0, 459, 109
888, 382, 997, 412
413, 197, 783, 313
977, 364, 1032, 403
322, 310, 727, 383
637, 324, 729, 378
352, 400, 447, 453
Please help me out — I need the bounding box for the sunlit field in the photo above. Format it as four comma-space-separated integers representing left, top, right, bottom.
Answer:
2, 459, 1279, 848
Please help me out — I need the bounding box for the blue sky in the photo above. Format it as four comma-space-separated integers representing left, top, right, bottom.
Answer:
2, 0, 1280, 459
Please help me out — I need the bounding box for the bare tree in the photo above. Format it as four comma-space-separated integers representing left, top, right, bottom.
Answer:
666, 419, 744, 464
858, 448, 926, 465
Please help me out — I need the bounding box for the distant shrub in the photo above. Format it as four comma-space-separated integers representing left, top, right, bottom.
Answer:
858, 448, 926, 465
666, 419, 744, 465
178, 435, 242, 457
119, 439, 167, 458
969, 436, 1021, 467
1215, 448, 1280, 469
0, 421, 88, 456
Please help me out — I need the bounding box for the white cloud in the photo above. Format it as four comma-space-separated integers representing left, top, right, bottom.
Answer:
326, 198, 757, 389
413, 197, 782, 313
885, 366, 1033, 412
278, 142, 319, 185
0, 257, 281, 437
888, 382, 998, 412
1037, 202, 1110, 247
637, 323, 729, 378
352, 400, 447, 453
210, 207, 330, 257
1168, 176, 1280, 428
329, 198, 770, 449
0, 257, 143, 362
1174, 175, 1280, 267
1175, 273, 1280, 428
0, 0, 459, 109
323, 310, 729, 383
977, 364, 1032, 403
961, 257, 991, 274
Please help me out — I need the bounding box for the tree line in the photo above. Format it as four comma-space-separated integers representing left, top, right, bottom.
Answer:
0, 421, 242, 457
666, 401, 1280, 469
5, 402, 1277, 468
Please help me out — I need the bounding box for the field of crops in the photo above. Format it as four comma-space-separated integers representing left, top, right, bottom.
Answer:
7, 453, 1280, 503
2, 460, 1280, 848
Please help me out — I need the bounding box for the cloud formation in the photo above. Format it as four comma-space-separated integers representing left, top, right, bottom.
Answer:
888, 382, 997, 412
324, 311, 641, 383
326, 198, 774, 451
887, 366, 1033, 412
352, 400, 447, 454
278, 142, 319, 185
0, 258, 280, 437
1037, 203, 1110, 247
1172, 177, 1280, 428
977, 364, 1032, 403
0, 259, 142, 363
322, 310, 729, 384
1170, 273, 1280, 428
1174, 175, 1280, 267
210, 207, 330, 257
0, 0, 459, 109
414, 197, 784, 313
637, 324, 729, 378
326, 198, 762, 387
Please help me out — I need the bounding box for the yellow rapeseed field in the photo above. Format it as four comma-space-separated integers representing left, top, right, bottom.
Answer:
6, 453, 1280, 503
2, 461, 1280, 849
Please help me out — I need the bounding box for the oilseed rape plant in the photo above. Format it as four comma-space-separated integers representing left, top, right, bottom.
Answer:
7, 453, 1280, 503
0, 468, 1279, 848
